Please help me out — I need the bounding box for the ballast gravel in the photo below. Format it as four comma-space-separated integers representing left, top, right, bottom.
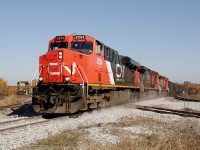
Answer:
0, 97, 200, 149
85, 127, 120, 145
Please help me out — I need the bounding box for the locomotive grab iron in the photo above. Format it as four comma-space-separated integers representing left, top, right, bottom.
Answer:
32, 34, 170, 114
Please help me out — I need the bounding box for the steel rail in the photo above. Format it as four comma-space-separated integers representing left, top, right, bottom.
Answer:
174, 95, 200, 102
135, 105, 200, 118
0, 116, 42, 126
0, 119, 48, 133
0, 112, 82, 133
0, 100, 31, 111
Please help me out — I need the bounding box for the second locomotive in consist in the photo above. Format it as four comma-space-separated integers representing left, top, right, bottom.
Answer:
32, 34, 169, 114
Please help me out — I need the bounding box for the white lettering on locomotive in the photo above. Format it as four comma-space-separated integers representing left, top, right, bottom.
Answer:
97, 58, 102, 65
74, 35, 85, 40
63, 62, 76, 75
48, 62, 77, 75
48, 63, 60, 75
116, 64, 125, 81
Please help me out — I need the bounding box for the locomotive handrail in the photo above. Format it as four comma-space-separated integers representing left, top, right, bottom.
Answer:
48, 64, 50, 81
77, 65, 88, 83
39, 65, 45, 76
76, 65, 88, 98
76, 66, 85, 87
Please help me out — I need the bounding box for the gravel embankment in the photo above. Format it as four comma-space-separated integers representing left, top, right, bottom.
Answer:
0, 97, 200, 149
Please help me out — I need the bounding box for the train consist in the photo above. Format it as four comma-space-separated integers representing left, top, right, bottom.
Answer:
168, 81, 197, 96
32, 34, 187, 114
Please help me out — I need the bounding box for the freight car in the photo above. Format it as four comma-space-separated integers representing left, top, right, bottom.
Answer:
168, 81, 185, 96
168, 81, 198, 96
32, 34, 170, 114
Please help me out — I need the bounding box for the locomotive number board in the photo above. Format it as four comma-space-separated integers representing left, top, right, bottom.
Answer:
73, 35, 86, 40
56, 36, 65, 40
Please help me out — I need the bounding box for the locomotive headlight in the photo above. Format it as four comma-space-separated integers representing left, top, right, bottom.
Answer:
58, 51, 63, 59
64, 76, 70, 82
58, 55, 63, 59
38, 76, 44, 82
58, 51, 63, 55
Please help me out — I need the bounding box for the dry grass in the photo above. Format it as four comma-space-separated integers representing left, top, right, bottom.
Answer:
0, 77, 19, 106
180, 93, 200, 101
0, 78, 30, 107
0, 77, 28, 106
19, 129, 86, 150
0, 94, 30, 107
20, 116, 200, 150
106, 130, 200, 150
108, 117, 161, 127
0, 77, 31, 106
0, 77, 8, 100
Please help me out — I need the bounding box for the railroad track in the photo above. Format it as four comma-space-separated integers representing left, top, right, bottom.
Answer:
135, 105, 200, 118
0, 112, 82, 133
0, 119, 48, 133
0, 116, 56, 133
0, 100, 31, 111
0, 116, 42, 126
174, 95, 200, 102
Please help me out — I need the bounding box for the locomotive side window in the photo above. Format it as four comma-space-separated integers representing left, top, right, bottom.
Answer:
109, 49, 113, 62
112, 50, 118, 63
112, 51, 115, 62
96, 45, 103, 56
96, 41, 104, 56
104, 47, 118, 63
117, 55, 122, 64
70, 42, 93, 54
104, 46, 110, 61
115, 51, 119, 63
49, 42, 68, 51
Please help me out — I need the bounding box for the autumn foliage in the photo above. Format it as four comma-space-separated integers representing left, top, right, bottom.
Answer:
184, 82, 200, 94
0, 77, 8, 96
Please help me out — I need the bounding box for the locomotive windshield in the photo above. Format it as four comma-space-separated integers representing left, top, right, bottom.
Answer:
49, 42, 68, 51
70, 42, 93, 54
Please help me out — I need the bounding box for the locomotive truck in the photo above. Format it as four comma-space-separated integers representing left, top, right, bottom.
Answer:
32, 34, 169, 114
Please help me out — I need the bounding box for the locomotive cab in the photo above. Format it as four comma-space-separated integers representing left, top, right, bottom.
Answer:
38, 35, 97, 84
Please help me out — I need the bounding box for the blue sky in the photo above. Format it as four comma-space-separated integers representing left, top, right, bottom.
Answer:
0, 0, 199, 85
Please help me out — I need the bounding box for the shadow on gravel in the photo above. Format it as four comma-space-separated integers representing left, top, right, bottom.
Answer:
42, 111, 84, 119
42, 114, 65, 119
7, 104, 38, 117
5, 105, 87, 119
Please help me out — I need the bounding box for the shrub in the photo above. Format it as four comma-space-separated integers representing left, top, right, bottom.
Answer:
0, 77, 8, 96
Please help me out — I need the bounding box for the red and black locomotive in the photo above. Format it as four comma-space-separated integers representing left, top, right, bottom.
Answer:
32, 34, 169, 114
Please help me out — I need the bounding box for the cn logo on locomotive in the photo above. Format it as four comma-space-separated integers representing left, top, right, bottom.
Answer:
116, 64, 124, 79
48, 62, 77, 75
